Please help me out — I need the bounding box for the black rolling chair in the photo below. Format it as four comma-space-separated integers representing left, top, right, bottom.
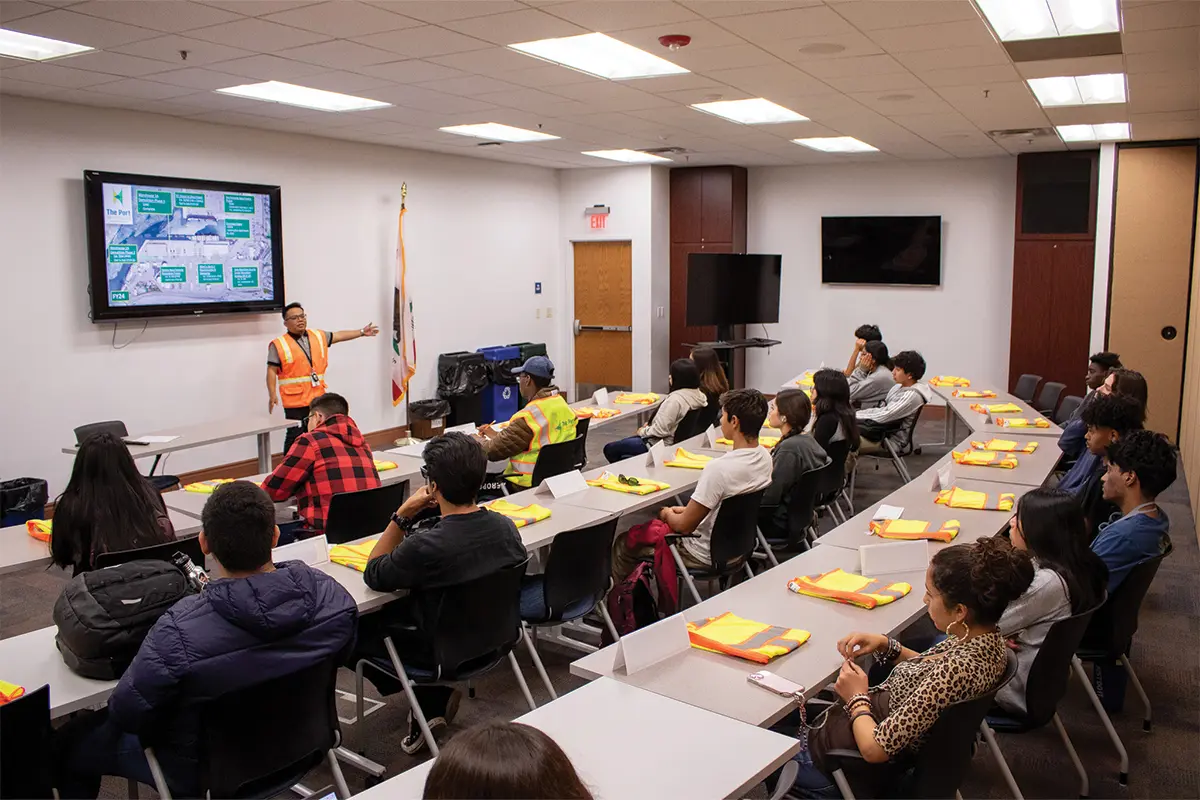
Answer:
94, 535, 204, 569
1012, 374, 1042, 403
667, 489, 766, 606
758, 461, 828, 563
822, 650, 1018, 800
143, 658, 351, 799
521, 518, 621, 698
1055, 395, 1084, 425
982, 599, 1104, 799
75, 421, 180, 492
573, 416, 591, 469
1072, 545, 1172, 785
0, 685, 54, 800
354, 559, 544, 757
853, 405, 925, 487
1035, 381, 1067, 417
530, 437, 586, 488
324, 482, 410, 545
673, 406, 709, 442
815, 439, 853, 524
697, 400, 721, 432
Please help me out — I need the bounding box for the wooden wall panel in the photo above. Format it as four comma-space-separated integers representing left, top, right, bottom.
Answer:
1179, 183, 1200, 530
670, 168, 702, 244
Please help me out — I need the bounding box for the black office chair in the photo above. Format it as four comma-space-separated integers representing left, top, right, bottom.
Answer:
521, 518, 621, 698
814, 439, 853, 524
758, 461, 828, 562
1056, 395, 1085, 424
530, 436, 586, 488
1035, 381, 1067, 417
982, 599, 1104, 799
673, 406, 709, 442
354, 559, 543, 757
853, 404, 925, 487
667, 489, 766, 606
0, 685, 54, 800
1013, 374, 1042, 403
697, 400, 721, 432
1072, 545, 1172, 785
573, 416, 591, 469
143, 658, 351, 799
324, 482, 410, 545
821, 650, 1018, 800
75, 421, 181, 492
94, 535, 204, 570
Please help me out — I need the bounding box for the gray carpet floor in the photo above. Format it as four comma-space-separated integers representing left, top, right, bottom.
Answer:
2, 414, 1195, 799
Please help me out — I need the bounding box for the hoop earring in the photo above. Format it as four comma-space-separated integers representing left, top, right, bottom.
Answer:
946, 620, 968, 641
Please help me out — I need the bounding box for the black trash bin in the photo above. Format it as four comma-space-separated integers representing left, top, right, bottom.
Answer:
437, 351, 488, 427
507, 342, 548, 409
0, 478, 49, 527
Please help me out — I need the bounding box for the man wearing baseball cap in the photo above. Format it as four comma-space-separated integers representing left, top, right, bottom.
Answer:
477, 356, 577, 490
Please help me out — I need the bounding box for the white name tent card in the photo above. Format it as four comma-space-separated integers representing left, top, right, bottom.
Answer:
593, 387, 611, 407
612, 613, 690, 675
646, 440, 667, 468
930, 462, 954, 491
124, 435, 179, 445
873, 504, 904, 521
447, 423, 477, 436
860, 540, 929, 577
394, 440, 427, 458
273, 534, 330, 567
540, 470, 588, 499
705, 425, 720, 449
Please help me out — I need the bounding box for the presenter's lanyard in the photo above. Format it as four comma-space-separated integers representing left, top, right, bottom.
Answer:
292, 333, 320, 387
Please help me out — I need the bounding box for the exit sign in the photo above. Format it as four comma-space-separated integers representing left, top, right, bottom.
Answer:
589, 213, 607, 230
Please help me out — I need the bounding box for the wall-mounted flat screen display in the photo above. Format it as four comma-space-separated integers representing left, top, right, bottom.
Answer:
821, 216, 941, 286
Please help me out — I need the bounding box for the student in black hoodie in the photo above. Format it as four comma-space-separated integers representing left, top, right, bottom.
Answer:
760, 389, 829, 544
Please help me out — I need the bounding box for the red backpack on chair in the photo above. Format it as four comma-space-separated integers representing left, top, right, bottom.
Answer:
602, 561, 659, 646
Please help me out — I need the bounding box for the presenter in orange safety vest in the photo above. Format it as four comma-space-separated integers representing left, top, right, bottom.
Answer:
267, 302, 379, 453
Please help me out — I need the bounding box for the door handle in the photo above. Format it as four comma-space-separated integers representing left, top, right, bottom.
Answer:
577, 324, 632, 333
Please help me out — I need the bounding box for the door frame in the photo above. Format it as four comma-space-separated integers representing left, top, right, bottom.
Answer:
565, 238, 634, 402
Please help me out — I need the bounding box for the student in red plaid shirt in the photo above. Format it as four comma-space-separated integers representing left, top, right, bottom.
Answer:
263, 393, 380, 533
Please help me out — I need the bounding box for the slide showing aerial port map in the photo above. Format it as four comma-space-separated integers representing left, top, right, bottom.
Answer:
102, 182, 275, 308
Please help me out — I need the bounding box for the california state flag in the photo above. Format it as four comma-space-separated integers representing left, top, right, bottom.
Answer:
391, 206, 416, 406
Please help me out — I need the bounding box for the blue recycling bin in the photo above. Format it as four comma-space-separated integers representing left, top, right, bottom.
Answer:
477, 345, 522, 423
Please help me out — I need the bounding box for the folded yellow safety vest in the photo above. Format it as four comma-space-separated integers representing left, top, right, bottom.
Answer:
586, 471, 671, 495
183, 479, 234, 494
787, 568, 913, 609
373, 459, 398, 471
613, 393, 660, 405
486, 499, 552, 528
793, 371, 815, 388
575, 406, 621, 419
716, 437, 781, 449
952, 450, 1019, 469
868, 518, 961, 543
687, 612, 810, 664
328, 539, 379, 572
971, 438, 1039, 454
935, 487, 1015, 512
951, 389, 997, 398
0, 680, 26, 705
663, 448, 712, 469
995, 417, 1051, 429
969, 402, 1023, 415
25, 519, 51, 542
930, 376, 970, 387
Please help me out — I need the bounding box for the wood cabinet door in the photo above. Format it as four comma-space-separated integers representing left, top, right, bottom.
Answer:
670, 168, 702, 244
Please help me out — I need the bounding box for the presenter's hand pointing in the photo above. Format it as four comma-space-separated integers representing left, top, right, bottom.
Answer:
362, 323, 380, 337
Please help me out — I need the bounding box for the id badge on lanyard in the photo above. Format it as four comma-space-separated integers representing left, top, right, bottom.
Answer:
311, 371, 320, 386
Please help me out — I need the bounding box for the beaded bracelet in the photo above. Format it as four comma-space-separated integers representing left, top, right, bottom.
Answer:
872, 637, 901, 664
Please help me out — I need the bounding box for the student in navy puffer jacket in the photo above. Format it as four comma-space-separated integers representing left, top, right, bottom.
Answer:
56, 481, 358, 799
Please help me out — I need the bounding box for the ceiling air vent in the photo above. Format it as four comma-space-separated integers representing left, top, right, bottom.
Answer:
640, 146, 688, 156
987, 127, 1058, 144
476, 141, 503, 147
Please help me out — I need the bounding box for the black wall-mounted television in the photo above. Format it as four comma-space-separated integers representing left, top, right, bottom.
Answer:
821, 216, 942, 286
84, 170, 285, 322
686, 253, 782, 326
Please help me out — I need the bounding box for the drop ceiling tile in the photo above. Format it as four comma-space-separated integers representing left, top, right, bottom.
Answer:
498, 63, 599, 88
87, 77, 196, 99
415, 74, 525, 96
821, 71, 927, 93
611, 18, 743, 52
1015, 55, 1124, 79
889, 111, 982, 135
70, 0, 244, 33
276, 40, 398, 69
0, 77, 69, 97
623, 72, 726, 94
169, 88, 313, 116
655, 85, 754, 105
189, 18, 332, 52
894, 45, 1009, 72
543, 81, 676, 112
354, 26, 491, 58
1122, 27, 1200, 55
428, 46, 546, 74
0, 55, 26, 70
1129, 118, 1200, 139
4, 8, 159, 48
1129, 69, 1199, 92
702, 63, 834, 95
0, 1, 51, 24
827, 0, 982, 31
199, 2, 324, 17
866, 20, 998, 53
716, 5, 856, 41
667, 44, 780, 72
211, 54, 329, 80
147, 67, 250, 90
1123, 0, 1200, 33
443, 9, 587, 45
849, 87, 956, 115
261, 1, 420, 36
296, 70, 397, 93
760, 30, 885, 64
914, 63, 1020, 88
1128, 82, 1199, 114
1125, 50, 1199, 73
1, 61, 120, 88
361, 1, 525, 23
799, 54, 908, 78
111, 35, 255, 66
57, 50, 179, 77
1043, 103, 1128, 124
355, 59, 469, 83
681, 2, 818, 20
546, 0, 699, 31
364, 83, 499, 113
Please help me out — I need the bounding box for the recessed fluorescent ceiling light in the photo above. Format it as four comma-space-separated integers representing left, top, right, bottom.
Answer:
509, 32, 688, 80
1027, 73, 1126, 107
583, 149, 672, 164
216, 81, 390, 112
792, 136, 879, 153
0, 28, 92, 61
1057, 122, 1130, 142
691, 98, 809, 125
976, 0, 1120, 42
440, 123, 559, 142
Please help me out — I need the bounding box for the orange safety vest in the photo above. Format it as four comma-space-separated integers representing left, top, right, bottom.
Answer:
687, 612, 810, 664
274, 329, 329, 409
504, 392, 577, 487
787, 568, 913, 609
868, 518, 961, 543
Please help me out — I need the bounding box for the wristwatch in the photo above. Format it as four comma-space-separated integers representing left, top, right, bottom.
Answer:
391, 511, 412, 531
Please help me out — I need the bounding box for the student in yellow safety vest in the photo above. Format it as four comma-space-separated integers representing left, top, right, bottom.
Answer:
477, 356, 577, 489
266, 302, 379, 452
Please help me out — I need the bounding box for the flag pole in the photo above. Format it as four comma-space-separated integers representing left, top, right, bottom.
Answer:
401, 183, 409, 434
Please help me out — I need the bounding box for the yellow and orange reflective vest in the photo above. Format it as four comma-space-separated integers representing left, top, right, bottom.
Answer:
687, 612, 810, 664
274, 329, 329, 409
787, 568, 913, 609
486, 499, 552, 528
504, 392, 578, 488
935, 487, 1015, 511
952, 450, 1019, 469
869, 518, 961, 543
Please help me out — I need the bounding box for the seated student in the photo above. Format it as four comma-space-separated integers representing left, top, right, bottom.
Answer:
477, 356, 576, 490
854, 350, 932, 456
843, 324, 883, 377
811, 368, 860, 453
603, 358, 707, 463
263, 392, 380, 534
423, 720, 592, 800
691, 345, 729, 411
357, 433, 526, 755
1102, 367, 1149, 409
773, 537, 1033, 797
847, 340, 895, 409
50, 431, 175, 576
1058, 392, 1144, 496
996, 489, 1108, 715
760, 389, 829, 543
1092, 429, 1175, 592
612, 389, 773, 580
56, 482, 358, 798
1059, 352, 1122, 460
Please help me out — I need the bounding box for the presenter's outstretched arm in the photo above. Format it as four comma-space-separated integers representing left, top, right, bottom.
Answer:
332, 323, 379, 344
267, 365, 280, 414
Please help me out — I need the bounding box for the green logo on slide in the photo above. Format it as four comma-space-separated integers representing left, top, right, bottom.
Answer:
225, 194, 255, 214
232, 267, 258, 288
225, 219, 250, 238
112, 189, 124, 204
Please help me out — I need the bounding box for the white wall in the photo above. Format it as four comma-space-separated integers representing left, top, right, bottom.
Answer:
0, 96, 561, 494
650, 167, 672, 389
745, 159, 1018, 391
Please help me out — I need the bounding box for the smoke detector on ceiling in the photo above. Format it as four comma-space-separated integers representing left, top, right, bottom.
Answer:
659, 34, 691, 50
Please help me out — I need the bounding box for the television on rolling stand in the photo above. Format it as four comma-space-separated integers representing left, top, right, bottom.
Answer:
686, 253, 782, 336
